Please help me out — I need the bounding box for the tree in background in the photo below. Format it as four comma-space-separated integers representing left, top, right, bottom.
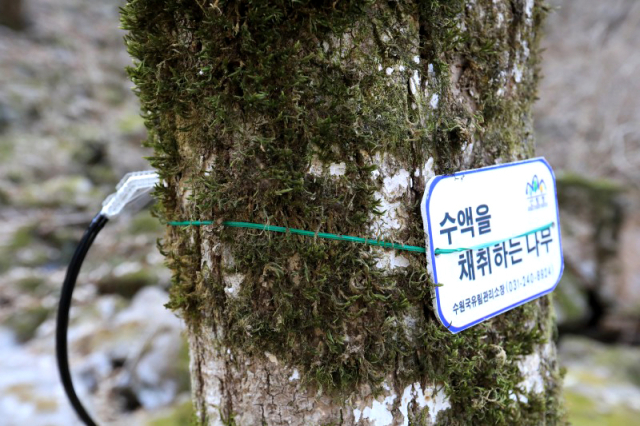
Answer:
122, 0, 564, 424
0, 0, 27, 30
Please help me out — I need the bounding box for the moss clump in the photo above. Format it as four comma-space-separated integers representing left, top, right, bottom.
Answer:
6, 306, 50, 343
9, 225, 36, 250
130, 210, 165, 234
16, 276, 46, 294
122, 0, 562, 423
97, 268, 157, 298
564, 391, 638, 426
147, 400, 197, 426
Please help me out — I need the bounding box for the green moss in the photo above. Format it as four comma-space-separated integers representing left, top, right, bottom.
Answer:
118, 113, 146, 134
97, 268, 158, 298
565, 391, 639, 426
557, 173, 624, 217
122, 0, 561, 423
176, 336, 191, 393
6, 306, 50, 343
16, 276, 46, 294
557, 173, 623, 194
147, 400, 197, 426
10, 225, 36, 250
130, 210, 164, 234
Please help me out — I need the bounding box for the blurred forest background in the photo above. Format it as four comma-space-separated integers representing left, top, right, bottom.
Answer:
0, 0, 639, 424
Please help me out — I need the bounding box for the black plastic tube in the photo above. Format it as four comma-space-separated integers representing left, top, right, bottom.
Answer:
56, 213, 108, 426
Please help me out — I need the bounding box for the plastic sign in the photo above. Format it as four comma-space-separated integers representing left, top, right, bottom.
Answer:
421, 157, 563, 333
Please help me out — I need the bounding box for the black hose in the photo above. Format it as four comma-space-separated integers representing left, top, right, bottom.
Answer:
56, 213, 108, 426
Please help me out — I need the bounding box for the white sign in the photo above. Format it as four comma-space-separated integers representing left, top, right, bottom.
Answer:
421, 157, 563, 333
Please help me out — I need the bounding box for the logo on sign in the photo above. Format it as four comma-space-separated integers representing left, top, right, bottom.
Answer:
526, 175, 547, 211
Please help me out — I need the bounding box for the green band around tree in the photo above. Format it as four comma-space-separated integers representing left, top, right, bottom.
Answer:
168, 220, 555, 256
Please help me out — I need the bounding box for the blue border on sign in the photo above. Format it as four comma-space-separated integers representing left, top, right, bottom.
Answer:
425, 157, 564, 333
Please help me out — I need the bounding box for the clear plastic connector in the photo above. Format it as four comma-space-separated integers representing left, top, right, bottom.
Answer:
100, 171, 160, 218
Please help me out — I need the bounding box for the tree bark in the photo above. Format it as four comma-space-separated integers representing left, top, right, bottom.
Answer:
0, 0, 27, 30
122, 0, 564, 424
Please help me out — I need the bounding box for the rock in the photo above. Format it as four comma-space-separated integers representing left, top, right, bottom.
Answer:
5, 306, 50, 343
128, 331, 189, 409
110, 288, 188, 409
67, 287, 188, 413
559, 336, 640, 423
554, 173, 626, 329
21, 175, 98, 208
96, 262, 158, 298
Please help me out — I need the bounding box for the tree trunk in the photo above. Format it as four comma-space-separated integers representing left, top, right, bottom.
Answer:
0, 0, 26, 30
122, 0, 564, 424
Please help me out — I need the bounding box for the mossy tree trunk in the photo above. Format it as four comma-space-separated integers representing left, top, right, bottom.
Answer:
122, 0, 564, 424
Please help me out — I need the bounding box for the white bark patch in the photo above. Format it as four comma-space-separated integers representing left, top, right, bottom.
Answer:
371, 167, 411, 235
329, 162, 347, 176
375, 251, 410, 270
398, 382, 451, 425
517, 351, 545, 394
221, 247, 236, 268
189, 333, 224, 425
354, 383, 397, 426
264, 351, 279, 365
383, 169, 411, 196
524, 0, 534, 19
414, 158, 435, 180
430, 94, 439, 109
374, 196, 403, 232
409, 70, 420, 96
308, 155, 324, 176
513, 65, 523, 83
427, 387, 452, 423
223, 273, 244, 297
522, 40, 530, 59
288, 369, 300, 381
361, 398, 395, 425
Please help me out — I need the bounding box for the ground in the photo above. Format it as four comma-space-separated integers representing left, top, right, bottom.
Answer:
0, 0, 639, 424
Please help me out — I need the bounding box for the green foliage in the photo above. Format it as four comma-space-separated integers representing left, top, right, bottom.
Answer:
121, 0, 562, 424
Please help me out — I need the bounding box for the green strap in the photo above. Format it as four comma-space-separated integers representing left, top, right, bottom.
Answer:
168, 220, 554, 256
169, 220, 426, 253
